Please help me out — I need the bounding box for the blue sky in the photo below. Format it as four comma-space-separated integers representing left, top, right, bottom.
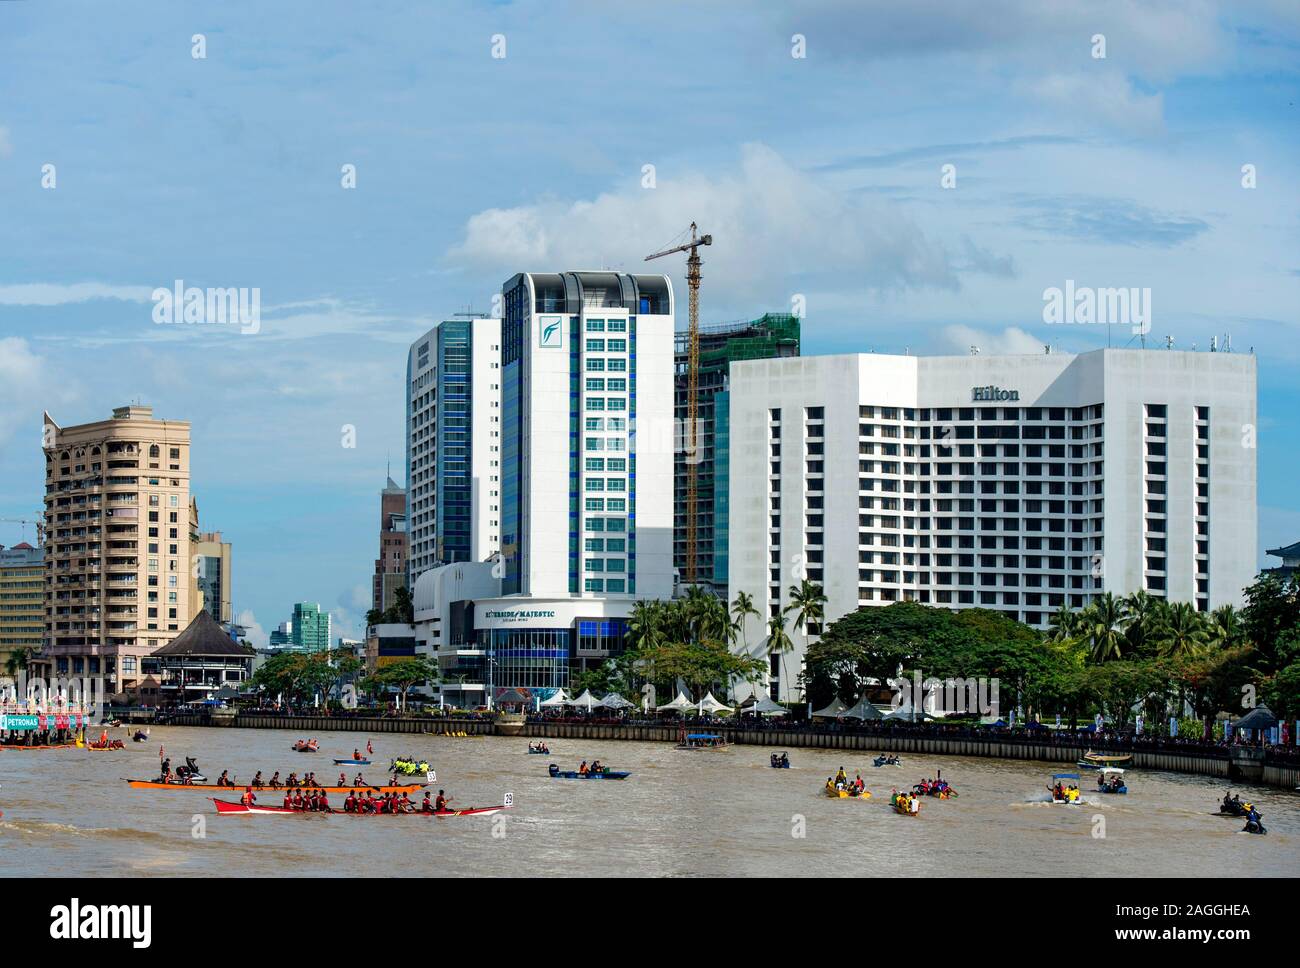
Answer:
1, 0, 1297, 644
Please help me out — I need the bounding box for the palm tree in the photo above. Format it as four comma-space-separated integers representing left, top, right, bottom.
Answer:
1207, 604, 1242, 652
1046, 603, 1079, 645
1159, 602, 1209, 661
1120, 590, 1165, 659
731, 591, 759, 649
1083, 592, 1126, 663
786, 579, 826, 638
765, 611, 794, 701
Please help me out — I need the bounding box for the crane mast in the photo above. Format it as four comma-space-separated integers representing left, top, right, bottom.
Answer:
645, 222, 712, 587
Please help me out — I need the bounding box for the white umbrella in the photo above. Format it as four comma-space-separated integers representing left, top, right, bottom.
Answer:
811, 697, 848, 719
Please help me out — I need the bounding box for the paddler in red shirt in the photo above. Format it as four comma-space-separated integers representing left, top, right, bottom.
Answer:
318, 791, 331, 813
282, 790, 293, 810
434, 790, 448, 812
420, 792, 434, 814
344, 790, 358, 813
240, 786, 256, 806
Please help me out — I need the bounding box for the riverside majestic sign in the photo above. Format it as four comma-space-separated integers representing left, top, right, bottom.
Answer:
972, 385, 1019, 402
483, 609, 557, 624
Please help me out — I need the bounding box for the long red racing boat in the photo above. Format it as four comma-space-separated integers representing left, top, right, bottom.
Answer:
126, 779, 426, 794
210, 797, 507, 817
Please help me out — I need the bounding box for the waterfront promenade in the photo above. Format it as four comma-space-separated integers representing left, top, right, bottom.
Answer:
139, 709, 1300, 790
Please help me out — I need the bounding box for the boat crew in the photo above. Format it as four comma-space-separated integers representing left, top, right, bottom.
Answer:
269, 772, 282, 789
338, 772, 348, 787
353, 749, 363, 761
240, 787, 256, 806
286, 772, 299, 787
318, 791, 331, 813
282, 790, 293, 810
292, 789, 305, 811
421, 792, 435, 814
834, 767, 847, 789
343, 790, 357, 812
578, 760, 589, 775
398, 793, 413, 813
251, 772, 264, 788
435, 790, 448, 812
354, 773, 366, 787
217, 770, 233, 788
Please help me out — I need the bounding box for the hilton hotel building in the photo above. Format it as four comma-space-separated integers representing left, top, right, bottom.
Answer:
728, 349, 1257, 700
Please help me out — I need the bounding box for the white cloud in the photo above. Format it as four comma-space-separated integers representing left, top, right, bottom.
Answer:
450, 144, 1015, 306
0, 338, 48, 446
940, 325, 1047, 356
0, 282, 154, 306
1028, 73, 1165, 136
235, 609, 269, 649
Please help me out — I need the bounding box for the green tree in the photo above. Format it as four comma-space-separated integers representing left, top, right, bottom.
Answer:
368, 657, 438, 711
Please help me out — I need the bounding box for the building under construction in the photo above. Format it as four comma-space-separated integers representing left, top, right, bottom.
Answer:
673, 313, 800, 593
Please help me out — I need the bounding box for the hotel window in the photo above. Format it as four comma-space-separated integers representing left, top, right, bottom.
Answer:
586, 319, 605, 332
585, 438, 603, 450
605, 538, 626, 552
607, 320, 626, 332
585, 458, 605, 471
607, 378, 627, 391
586, 418, 604, 431
606, 458, 626, 471
585, 479, 605, 491
606, 559, 626, 573
606, 498, 626, 511
587, 398, 606, 411
585, 559, 605, 572
607, 417, 627, 431
585, 578, 604, 592
585, 498, 604, 511
606, 579, 625, 591
606, 479, 626, 492
586, 339, 605, 352
585, 538, 605, 551
586, 379, 606, 391
607, 399, 627, 411
607, 339, 627, 352
607, 359, 627, 372
586, 359, 606, 371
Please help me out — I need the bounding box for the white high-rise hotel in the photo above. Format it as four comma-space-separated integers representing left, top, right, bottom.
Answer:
411, 272, 675, 703
729, 349, 1257, 700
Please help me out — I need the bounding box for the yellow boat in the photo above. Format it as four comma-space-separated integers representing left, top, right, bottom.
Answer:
824, 787, 871, 800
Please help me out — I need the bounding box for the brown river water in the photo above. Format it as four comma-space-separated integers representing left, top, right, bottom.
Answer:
1, 726, 1296, 877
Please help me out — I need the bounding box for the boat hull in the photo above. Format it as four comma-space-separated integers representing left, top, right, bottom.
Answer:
211, 798, 503, 817
127, 780, 426, 794
332, 759, 372, 765
549, 771, 630, 780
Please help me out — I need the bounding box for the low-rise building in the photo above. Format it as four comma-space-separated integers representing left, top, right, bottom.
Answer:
152, 609, 255, 706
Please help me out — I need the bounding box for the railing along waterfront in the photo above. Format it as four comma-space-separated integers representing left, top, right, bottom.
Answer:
143, 710, 1300, 790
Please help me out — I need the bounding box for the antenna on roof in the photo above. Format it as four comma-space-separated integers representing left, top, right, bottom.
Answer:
970, 345, 980, 355
1164, 335, 1175, 350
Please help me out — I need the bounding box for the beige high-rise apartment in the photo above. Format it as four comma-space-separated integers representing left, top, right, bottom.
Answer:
43, 405, 192, 701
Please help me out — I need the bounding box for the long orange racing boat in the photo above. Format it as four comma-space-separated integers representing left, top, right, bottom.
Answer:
126, 779, 426, 794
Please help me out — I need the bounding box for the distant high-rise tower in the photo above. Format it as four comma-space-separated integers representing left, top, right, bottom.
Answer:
405, 317, 502, 588
373, 477, 408, 614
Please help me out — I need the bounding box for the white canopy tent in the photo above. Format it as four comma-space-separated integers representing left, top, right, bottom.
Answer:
741, 694, 789, 717
841, 697, 885, 720
811, 697, 848, 719
696, 692, 733, 715
570, 689, 600, 711
600, 693, 634, 710
539, 689, 571, 708
656, 691, 694, 713
884, 704, 934, 722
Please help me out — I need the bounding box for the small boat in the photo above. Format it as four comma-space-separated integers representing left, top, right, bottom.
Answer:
873, 755, 902, 768
390, 758, 431, 775
675, 733, 729, 751
292, 740, 319, 753
889, 791, 919, 816
769, 753, 791, 769
548, 764, 630, 780
1242, 817, 1267, 835
1047, 772, 1084, 805
332, 758, 372, 765
1217, 797, 1251, 817
126, 779, 426, 794
1097, 767, 1128, 794
87, 740, 126, 751
1077, 751, 1131, 770
526, 746, 551, 755
824, 787, 871, 799
914, 783, 957, 799
210, 798, 507, 817
132, 729, 150, 743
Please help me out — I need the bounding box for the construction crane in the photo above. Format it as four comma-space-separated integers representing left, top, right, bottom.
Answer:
0, 516, 46, 545
645, 222, 712, 586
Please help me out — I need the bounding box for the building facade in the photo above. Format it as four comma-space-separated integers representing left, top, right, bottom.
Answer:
42, 405, 193, 699
0, 543, 45, 673
373, 477, 408, 614
728, 349, 1258, 700
194, 530, 233, 625
406, 317, 502, 589
408, 272, 677, 704
673, 313, 800, 592
267, 602, 332, 653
